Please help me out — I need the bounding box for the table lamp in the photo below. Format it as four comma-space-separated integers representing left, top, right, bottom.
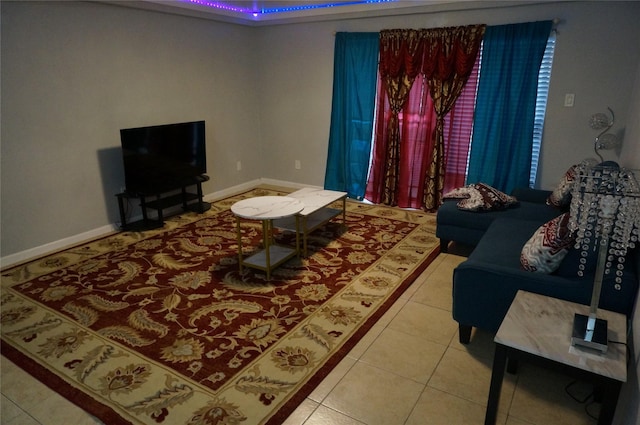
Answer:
568, 164, 640, 352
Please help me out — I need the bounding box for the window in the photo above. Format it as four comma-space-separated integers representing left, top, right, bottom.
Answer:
529, 32, 556, 187
326, 22, 556, 207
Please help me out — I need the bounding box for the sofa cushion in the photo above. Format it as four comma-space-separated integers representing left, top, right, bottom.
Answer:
444, 183, 518, 211
547, 159, 597, 207
520, 213, 574, 273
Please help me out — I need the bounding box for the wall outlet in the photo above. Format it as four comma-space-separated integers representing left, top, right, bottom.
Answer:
295, 160, 301, 170
236, 161, 242, 171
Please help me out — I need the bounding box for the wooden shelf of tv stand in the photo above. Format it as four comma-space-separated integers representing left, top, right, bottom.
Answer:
118, 175, 211, 231
144, 192, 202, 212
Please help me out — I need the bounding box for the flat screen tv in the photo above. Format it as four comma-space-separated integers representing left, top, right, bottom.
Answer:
120, 120, 206, 194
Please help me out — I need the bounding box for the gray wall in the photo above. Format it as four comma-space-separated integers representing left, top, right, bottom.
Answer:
1, 1, 265, 258
2, 1, 640, 256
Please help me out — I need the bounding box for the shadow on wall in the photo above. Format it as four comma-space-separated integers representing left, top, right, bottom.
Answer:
97, 147, 130, 227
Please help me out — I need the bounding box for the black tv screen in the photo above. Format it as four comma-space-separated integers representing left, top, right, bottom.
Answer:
120, 120, 206, 193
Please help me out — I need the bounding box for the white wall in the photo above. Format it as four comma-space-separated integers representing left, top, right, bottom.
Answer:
613, 54, 640, 425
2, 1, 640, 258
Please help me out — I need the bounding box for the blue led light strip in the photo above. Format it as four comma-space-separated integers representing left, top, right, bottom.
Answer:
183, 0, 396, 15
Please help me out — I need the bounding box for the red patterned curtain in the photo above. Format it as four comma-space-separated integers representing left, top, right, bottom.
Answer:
442, 50, 481, 193
366, 29, 423, 206
366, 25, 485, 210
421, 25, 485, 210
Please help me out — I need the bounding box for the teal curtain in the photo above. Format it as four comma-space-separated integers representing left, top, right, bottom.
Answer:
324, 32, 379, 200
466, 21, 552, 194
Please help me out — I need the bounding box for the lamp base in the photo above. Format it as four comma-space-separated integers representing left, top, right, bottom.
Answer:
571, 314, 608, 353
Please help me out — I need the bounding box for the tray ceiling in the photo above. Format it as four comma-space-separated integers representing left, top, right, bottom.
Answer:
103, 0, 538, 26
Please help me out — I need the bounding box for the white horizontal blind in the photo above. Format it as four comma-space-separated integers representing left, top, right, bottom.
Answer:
530, 32, 556, 187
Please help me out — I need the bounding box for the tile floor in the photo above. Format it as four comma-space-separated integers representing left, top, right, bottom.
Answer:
1, 251, 602, 425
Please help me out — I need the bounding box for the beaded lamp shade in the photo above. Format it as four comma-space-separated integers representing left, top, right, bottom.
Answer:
568, 164, 640, 352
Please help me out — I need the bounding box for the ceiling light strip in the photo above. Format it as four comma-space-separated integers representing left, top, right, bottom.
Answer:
183, 0, 396, 15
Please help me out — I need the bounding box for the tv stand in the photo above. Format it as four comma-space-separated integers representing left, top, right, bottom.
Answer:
117, 175, 211, 231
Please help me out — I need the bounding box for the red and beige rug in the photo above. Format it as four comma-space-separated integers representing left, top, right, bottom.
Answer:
1, 188, 440, 425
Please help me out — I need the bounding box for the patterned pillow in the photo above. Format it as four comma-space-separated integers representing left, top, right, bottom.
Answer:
547, 159, 597, 208
443, 183, 518, 211
520, 212, 575, 273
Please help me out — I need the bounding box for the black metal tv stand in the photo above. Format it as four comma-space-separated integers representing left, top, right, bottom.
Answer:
116, 175, 211, 231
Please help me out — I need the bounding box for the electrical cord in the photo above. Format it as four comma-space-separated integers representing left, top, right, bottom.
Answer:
564, 380, 599, 420
564, 339, 631, 421
608, 339, 630, 364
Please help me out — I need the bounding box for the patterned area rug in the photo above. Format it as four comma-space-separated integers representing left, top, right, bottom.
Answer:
1, 188, 440, 425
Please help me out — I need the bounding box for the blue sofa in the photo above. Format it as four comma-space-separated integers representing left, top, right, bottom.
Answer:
452, 217, 639, 343
436, 187, 563, 252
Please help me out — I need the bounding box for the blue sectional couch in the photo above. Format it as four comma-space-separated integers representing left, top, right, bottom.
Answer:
436, 187, 562, 252
437, 187, 640, 344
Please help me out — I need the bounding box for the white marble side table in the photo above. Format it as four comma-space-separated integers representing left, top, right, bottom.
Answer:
485, 290, 627, 425
231, 196, 303, 279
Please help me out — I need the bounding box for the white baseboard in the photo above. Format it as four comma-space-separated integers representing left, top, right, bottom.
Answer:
1, 224, 120, 269
1, 179, 320, 268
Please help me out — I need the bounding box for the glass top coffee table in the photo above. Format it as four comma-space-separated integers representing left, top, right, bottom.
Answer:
231, 196, 303, 279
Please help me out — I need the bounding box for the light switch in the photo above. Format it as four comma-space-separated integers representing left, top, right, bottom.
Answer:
564, 93, 575, 107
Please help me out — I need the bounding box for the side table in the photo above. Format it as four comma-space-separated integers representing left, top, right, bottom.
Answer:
485, 290, 627, 425
231, 196, 303, 279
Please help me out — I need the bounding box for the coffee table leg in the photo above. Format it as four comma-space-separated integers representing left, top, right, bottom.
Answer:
263, 219, 271, 280
302, 216, 308, 257
236, 217, 243, 274
295, 215, 301, 257
485, 344, 507, 425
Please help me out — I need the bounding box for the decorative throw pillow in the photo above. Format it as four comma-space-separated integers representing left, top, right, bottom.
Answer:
520, 212, 575, 273
546, 159, 598, 208
443, 183, 518, 211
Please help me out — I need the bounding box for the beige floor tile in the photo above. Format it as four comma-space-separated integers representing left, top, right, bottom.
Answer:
281, 398, 319, 425
399, 270, 428, 301
3, 412, 41, 425
375, 296, 407, 327
449, 327, 497, 361
1, 394, 24, 423
346, 323, 385, 360
406, 387, 507, 425
0, 358, 54, 412
304, 405, 366, 425
1, 358, 102, 425
308, 355, 357, 403
427, 346, 516, 415
387, 300, 458, 346
439, 252, 467, 268
508, 364, 597, 425
505, 416, 538, 425
322, 361, 424, 425
359, 327, 447, 384
22, 390, 104, 425
410, 265, 453, 312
